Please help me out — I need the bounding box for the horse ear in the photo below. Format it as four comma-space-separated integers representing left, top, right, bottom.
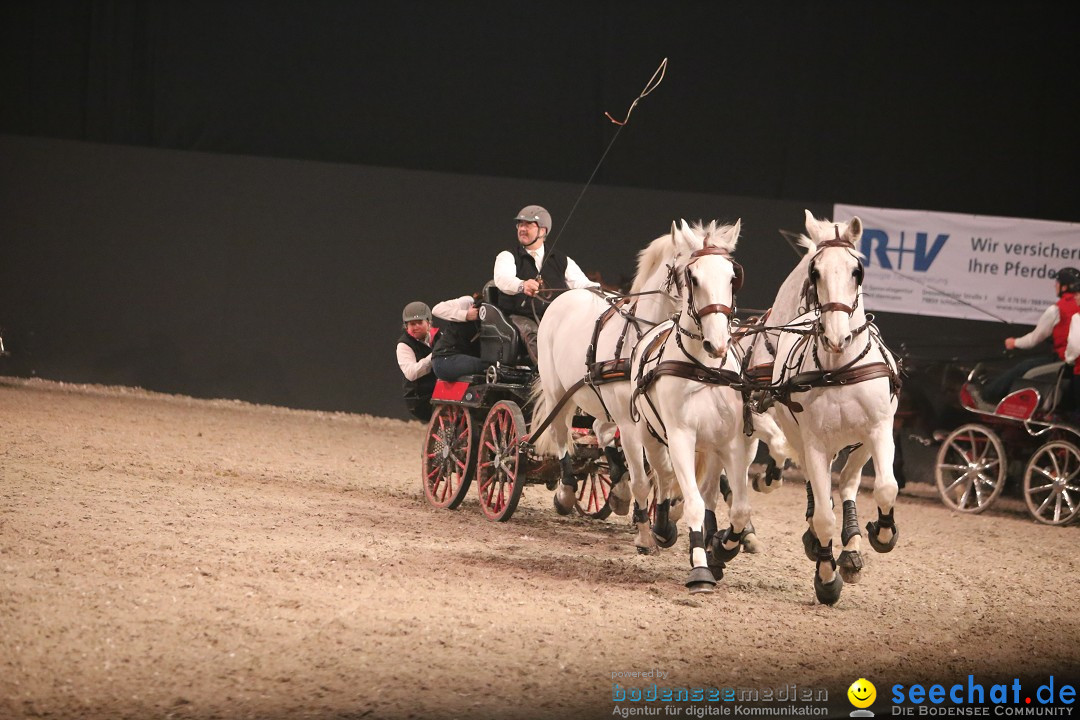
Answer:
670, 220, 679, 243
803, 209, 817, 234
730, 218, 742, 249
848, 216, 863, 243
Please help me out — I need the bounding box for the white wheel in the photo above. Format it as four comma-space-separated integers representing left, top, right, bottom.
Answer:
1023, 441, 1080, 525
934, 424, 1007, 513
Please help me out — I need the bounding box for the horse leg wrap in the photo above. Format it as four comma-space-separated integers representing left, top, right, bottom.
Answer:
703, 509, 718, 544
651, 500, 678, 549
841, 499, 862, 547
632, 503, 649, 525
815, 541, 836, 572
603, 446, 627, 485
718, 473, 732, 505
559, 454, 577, 488
804, 481, 815, 519
866, 508, 899, 553
687, 528, 717, 590
764, 458, 781, 485
688, 529, 705, 564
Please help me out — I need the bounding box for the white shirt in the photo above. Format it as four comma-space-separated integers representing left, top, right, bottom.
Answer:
395, 332, 432, 382
431, 295, 475, 322
492, 245, 598, 296
1014, 303, 1080, 363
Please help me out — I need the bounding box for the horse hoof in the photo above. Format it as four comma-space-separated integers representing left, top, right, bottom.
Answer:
552, 494, 574, 517
814, 571, 844, 606
636, 545, 655, 556
608, 482, 631, 516
709, 529, 741, 563
801, 528, 821, 562
686, 566, 717, 593
741, 532, 764, 554
866, 521, 899, 553
652, 520, 679, 549
837, 550, 864, 583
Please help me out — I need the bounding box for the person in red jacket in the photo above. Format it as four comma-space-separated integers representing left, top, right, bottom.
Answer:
978, 267, 1080, 407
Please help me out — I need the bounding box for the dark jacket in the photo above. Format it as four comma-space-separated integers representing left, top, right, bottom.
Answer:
398, 330, 437, 412
432, 318, 481, 358
498, 245, 569, 319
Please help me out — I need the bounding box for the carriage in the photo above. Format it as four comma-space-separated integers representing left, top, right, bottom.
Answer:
932, 359, 1080, 525
420, 294, 620, 522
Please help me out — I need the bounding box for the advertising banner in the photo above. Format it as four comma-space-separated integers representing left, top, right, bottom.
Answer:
832, 204, 1080, 325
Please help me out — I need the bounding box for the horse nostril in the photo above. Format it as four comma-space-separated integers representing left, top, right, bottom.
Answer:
703, 340, 715, 355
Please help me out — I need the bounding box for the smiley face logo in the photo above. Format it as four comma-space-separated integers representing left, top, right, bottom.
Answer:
847, 678, 876, 709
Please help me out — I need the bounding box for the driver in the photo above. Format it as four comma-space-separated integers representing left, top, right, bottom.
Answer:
977, 266, 1080, 409
492, 205, 598, 364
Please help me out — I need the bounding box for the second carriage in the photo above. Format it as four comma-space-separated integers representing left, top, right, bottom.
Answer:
933, 359, 1080, 525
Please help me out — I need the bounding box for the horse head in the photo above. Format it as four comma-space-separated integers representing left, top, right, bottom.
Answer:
678, 218, 743, 359
803, 209, 865, 353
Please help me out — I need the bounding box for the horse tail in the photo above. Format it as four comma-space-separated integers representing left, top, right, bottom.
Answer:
528, 374, 573, 458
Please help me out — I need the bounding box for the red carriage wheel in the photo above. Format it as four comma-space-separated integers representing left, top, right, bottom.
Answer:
575, 466, 613, 520
421, 404, 476, 510
1023, 440, 1080, 526
934, 423, 1006, 513
476, 400, 527, 522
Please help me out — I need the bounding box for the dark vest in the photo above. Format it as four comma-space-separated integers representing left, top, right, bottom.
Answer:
432, 319, 481, 358
498, 245, 569, 318
398, 331, 437, 409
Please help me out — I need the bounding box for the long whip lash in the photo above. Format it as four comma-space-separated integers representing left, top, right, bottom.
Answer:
545, 58, 668, 257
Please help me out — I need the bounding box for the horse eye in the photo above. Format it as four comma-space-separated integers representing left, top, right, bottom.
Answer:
689, 274, 699, 287
809, 268, 819, 281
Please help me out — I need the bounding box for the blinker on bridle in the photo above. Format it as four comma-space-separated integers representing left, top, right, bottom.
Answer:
683, 245, 744, 325
808, 225, 863, 316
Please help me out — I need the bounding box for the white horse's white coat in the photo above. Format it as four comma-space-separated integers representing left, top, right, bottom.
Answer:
768, 210, 900, 598
629, 225, 756, 586
532, 220, 738, 552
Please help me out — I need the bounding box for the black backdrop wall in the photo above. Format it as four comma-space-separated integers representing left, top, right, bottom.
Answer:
0, 2, 1071, 418
0, 135, 1009, 420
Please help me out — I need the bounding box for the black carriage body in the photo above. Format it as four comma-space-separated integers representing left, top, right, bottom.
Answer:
422, 299, 621, 522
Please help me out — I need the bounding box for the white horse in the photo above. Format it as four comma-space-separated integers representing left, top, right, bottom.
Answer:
628, 229, 755, 592
767, 210, 901, 605
532, 220, 742, 554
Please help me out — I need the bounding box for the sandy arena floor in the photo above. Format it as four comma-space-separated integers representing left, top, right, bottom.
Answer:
1, 377, 1078, 719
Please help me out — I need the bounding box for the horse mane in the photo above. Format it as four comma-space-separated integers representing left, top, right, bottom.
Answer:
629, 220, 737, 295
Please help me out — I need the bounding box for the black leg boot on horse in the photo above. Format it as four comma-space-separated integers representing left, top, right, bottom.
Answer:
866, 507, 899, 553
686, 529, 717, 593
603, 445, 631, 516
837, 499, 865, 582
719, 472, 762, 554
553, 453, 578, 516
814, 540, 844, 606
651, 499, 678, 548
702, 508, 725, 580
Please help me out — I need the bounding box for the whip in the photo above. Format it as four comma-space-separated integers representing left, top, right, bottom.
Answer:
543, 57, 668, 258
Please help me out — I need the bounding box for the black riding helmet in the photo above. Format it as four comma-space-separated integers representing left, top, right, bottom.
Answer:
1057, 267, 1080, 295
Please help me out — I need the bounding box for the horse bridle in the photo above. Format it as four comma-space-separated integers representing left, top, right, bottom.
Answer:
684, 245, 744, 326
806, 226, 863, 317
